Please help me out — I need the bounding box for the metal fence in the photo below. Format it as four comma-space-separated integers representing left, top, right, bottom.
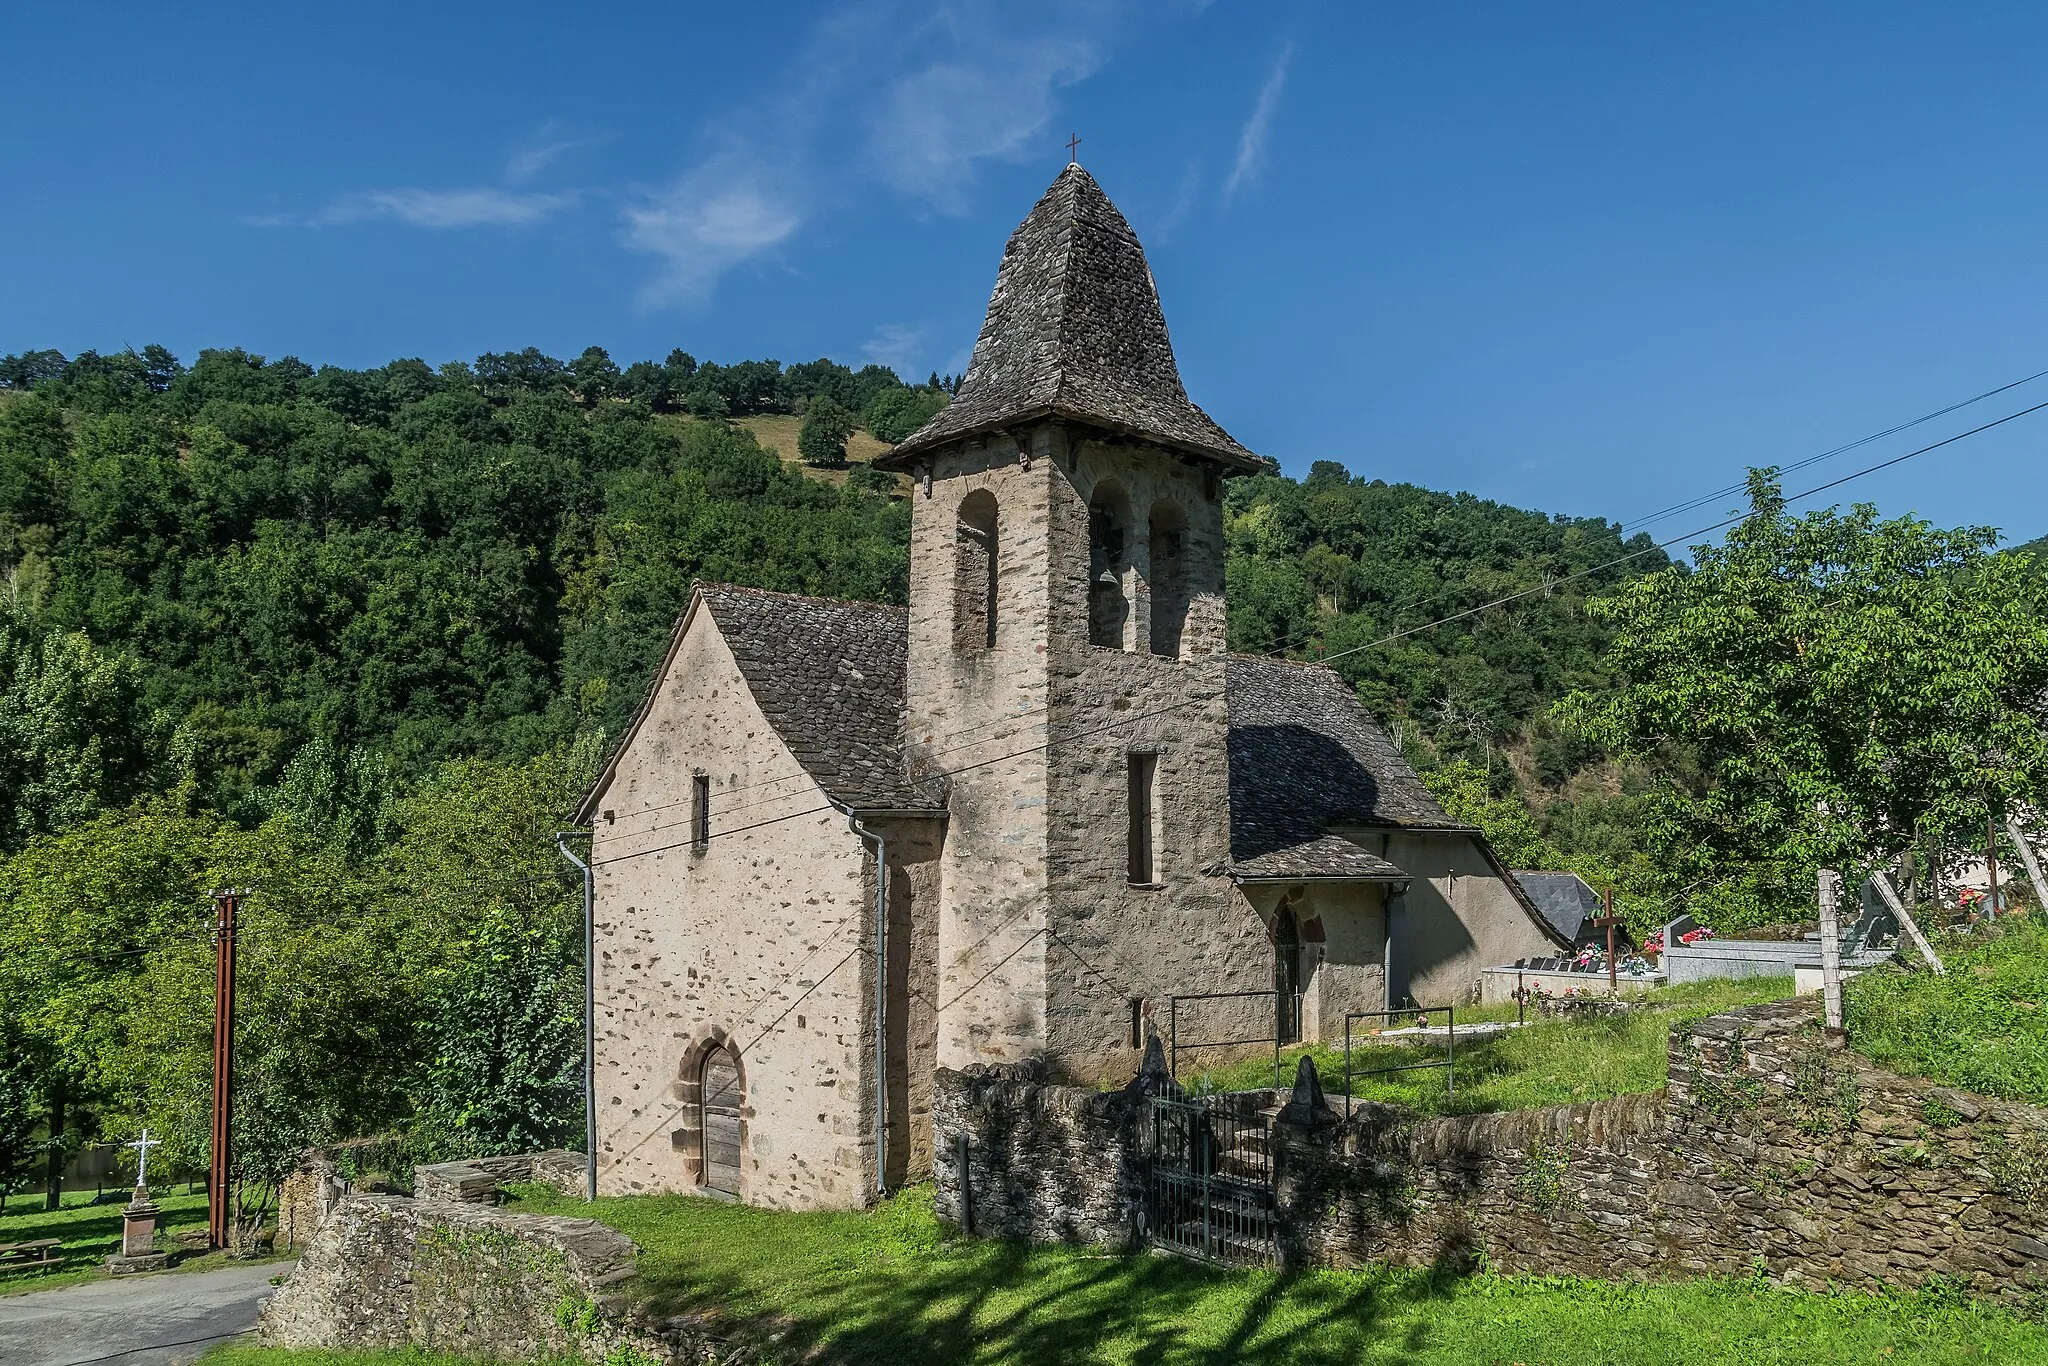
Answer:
1143, 1089, 1277, 1266
1341, 1007, 1456, 1118
1164, 989, 1298, 1087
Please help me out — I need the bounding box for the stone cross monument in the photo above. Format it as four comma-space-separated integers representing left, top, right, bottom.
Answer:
107, 1129, 169, 1275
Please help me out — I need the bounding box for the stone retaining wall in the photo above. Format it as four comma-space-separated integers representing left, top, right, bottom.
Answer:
936, 1000, 2048, 1303
259, 1193, 734, 1364
278, 1146, 585, 1252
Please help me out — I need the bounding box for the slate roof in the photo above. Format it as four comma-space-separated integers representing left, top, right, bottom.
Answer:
1508, 871, 1605, 945
1231, 834, 1408, 882
575, 584, 943, 823
695, 584, 942, 812
1510, 871, 1634, 949
879, 165, 1263, 472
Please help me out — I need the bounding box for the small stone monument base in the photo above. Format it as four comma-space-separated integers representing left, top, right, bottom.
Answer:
105, 1189, 168, 1275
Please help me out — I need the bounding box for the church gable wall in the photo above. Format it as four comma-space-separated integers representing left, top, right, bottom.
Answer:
905, 436, 1055, 1073
589, 614, 874, 1211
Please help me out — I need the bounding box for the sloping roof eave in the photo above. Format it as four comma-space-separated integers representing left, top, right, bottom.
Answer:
572, 593, 706, 826
876, 402, 1266, 474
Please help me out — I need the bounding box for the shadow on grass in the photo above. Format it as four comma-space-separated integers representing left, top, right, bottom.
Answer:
0, 1193, 212, 1284
626, 1223, 1474, 1365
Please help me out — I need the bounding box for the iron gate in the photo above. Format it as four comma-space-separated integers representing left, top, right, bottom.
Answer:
1143, 1089, 1277, 1265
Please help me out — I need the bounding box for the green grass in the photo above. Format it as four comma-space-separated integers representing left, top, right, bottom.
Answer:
1192, 975, 1797, 1114
224, 1182, 2039, 1364
0, 1187, 223, 1294
1848, 915, 2048, 1104
203, 1353, 519, 1366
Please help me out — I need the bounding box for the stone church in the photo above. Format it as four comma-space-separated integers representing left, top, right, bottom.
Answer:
575, 165, 1567, 1210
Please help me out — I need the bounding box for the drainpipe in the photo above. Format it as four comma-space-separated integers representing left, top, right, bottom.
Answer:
836, 803, 890, 1199
555, 832, 598, 1203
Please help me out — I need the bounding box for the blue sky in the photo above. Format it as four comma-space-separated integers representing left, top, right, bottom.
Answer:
10, 2, 2048, 543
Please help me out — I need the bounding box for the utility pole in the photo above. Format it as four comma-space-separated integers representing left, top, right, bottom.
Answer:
208, 888, 244, 1251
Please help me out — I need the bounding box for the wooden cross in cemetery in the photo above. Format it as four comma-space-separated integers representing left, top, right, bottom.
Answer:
1588, 889, 1626, 994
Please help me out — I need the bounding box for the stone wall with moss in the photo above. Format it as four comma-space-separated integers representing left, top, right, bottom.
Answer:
937, 1000, 2048, 1305
258, 1194, 724, 1365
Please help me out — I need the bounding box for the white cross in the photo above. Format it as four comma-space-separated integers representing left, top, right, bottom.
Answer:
127, 1130, 160, 1188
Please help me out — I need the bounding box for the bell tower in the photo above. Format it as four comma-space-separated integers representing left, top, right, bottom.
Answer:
877, 164, 1267, 1079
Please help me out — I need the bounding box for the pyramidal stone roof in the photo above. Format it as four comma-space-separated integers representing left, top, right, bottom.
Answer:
882, 164, 1263, 471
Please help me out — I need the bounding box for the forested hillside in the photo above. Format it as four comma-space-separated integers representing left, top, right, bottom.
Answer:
0, 346, 1656, 836
0, 343, 1663, 1201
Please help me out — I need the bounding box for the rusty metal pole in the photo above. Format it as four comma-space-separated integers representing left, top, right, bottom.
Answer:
208, 889, 240, 1252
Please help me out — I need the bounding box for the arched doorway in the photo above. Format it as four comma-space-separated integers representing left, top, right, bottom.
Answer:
699, 1046, 742, 1195
1274, 907, 1302, 1045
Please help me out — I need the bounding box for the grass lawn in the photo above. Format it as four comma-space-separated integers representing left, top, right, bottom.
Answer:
1193, 975, 1797, 1114
194, 1183, 2047, 1365
732, 415, 900, 488
1847, 915, 2048, 1104
0, 1187, 233, 1294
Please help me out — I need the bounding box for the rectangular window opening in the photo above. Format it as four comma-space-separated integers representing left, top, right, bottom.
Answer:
691, 773, 710, 853
1127, 752, 1159, 884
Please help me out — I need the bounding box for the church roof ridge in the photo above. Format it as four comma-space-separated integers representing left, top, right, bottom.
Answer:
881, 164, 1263, 472
693, 580, 903, 616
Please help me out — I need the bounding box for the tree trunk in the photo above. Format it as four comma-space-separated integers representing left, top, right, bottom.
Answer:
42, 1076, 64, 1212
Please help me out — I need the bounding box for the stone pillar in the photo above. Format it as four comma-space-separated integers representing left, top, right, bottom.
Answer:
106, 1188, 169, 1274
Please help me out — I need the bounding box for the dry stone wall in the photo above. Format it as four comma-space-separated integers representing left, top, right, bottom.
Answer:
936, 1000, 2048, 1304
260, 1194, 737, 1365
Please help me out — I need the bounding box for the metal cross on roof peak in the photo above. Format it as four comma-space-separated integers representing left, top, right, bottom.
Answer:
1066, 133, 1082, 165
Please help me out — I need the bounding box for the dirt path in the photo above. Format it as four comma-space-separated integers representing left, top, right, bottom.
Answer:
0, 1260, 288, 1366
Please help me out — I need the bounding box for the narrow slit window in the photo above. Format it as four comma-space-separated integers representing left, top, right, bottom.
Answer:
1127, 752, 1159, 884
954, 490, 999, 651
691, 773, 710, 852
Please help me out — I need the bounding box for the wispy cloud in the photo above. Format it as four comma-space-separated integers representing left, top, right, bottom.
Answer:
506, 121, 608, 183
623, 164, 802, 306
1224, 45, 1292, 201
251, 187, 577, 230
1151, 160, 1204, 243
861, 324, 926, 372
622, 2, 1150, 305
864, 15, 1105, 213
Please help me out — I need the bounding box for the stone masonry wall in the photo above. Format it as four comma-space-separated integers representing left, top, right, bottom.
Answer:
591, 614, 876, 1210
935, 1001, 2048, 1304
259, 1194, 736, 1363
1044, 432, 1267, 1084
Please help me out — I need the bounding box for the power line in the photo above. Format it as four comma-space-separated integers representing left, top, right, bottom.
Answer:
1314, 396, 2048, 669
603, 364, 2048, 833
1617, 363, 2048, 533
587, 391, 2048, 878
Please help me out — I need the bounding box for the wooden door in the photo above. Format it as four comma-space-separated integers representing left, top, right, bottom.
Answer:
1274, 908, 1302, 1044
700, 1049, 742, 1194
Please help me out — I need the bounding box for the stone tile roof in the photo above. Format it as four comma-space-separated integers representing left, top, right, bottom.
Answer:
695, 584, 943, 812
1508, 871, 1605, 945
1224, 655, 1461, 879
575, 584, 943, 823
880, 165, 1263, 472
1232, 834, 1409, 882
